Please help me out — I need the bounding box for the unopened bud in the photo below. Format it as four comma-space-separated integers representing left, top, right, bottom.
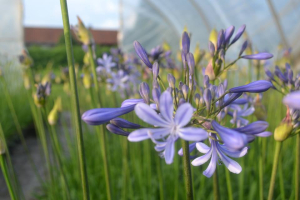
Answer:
186, 53, 195, 76
182, 84, 189, 100
274, 122, 293, 142
167, 74, 176, 88
139, 82, 150, 104
152, 62, 159, 78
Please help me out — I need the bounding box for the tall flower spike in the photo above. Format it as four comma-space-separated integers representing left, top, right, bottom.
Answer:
229, 80, 273, 93
182, 32, 190, 56
128, 91, 208, 164
230, 24, 246, 45
134, 41, 152, 69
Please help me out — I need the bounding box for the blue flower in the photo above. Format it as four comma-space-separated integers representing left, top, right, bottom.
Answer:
96, 53, 116, 73
128, 91, 208, 164
191, 135, 248, 178
283, 91, 300, 109
134, 41, 152, 69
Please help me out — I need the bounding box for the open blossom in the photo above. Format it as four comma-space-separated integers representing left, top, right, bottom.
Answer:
128, 91, 208, 164
192, 134, 248, 178
97, 53, 116, 74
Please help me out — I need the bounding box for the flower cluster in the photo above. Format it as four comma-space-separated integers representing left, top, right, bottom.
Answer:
82, 25, 274, 178
265, 63, 300, 140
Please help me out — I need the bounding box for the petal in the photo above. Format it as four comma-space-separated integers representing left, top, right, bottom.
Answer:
229, 80, 273, 93
174, 103, 193, 127
217, 149, 242, 174
203, 146, 218, 178
135, 103, 169, 127
255, 131, 272, 137
128, 128, 170, 142
218, 145, 248, 158
178, 127, 208, 141
134, 41, 152, 68
234, 121, 269, 135
196, 142, 211, 154
164, 137, 176, 164
121, 98, 144, 108
191, 150, 212, 166
159, 91, 174, 123
283, 91, 300, 109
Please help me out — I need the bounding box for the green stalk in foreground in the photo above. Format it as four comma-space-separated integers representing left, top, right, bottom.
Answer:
181, 140, 194, 200
59, 1, 89, 199
267, 141, 282, 200
295, 134, 299, 200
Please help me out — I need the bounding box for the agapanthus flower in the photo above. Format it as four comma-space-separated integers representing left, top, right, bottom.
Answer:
106, 70, 129, 94
96, 53, 116, 74
283, 91, 300, 109
192, 134, 248, 178
128, 91, 208, 164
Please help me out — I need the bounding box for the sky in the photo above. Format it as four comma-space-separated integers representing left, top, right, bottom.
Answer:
23, 0, 120, 30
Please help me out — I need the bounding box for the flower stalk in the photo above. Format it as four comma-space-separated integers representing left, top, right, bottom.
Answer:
181, 139, 194, 200
59, 0, 89, 199
268, 141, 282, 200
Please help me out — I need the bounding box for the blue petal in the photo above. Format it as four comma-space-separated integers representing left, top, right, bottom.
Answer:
134, 41, 152, 68
229, 80, 273, 93
178, 142, 196, 156
110, 118, 141, 129
135, 103, 169, 127
159, 91, 174, 123
234, 121, 268, 135
203, 143, 218, 178
174, 103, 194, 127
128, 128, 170, 142
241, 52, 273, 60
106, 124, 129, 136
164, 136, 176, 164
217, 148, 242, 174
283, 91, 300, 109
121, 98, 144, 108
178, 127, 208, 141
191, 150, 212, 166
196, 142, 210, 154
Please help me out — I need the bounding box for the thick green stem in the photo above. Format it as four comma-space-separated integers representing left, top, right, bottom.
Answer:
156, 155, 164, 200
181, 139, 194, 200
59, 1, 89, 199
268, 141, 282, 200
295, 134, 299, 200
213, 170, 219, 200
225, 169, 233, 200
0, 155, 17, 200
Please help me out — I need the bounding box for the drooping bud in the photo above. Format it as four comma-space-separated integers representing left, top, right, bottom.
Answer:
241, 52, 273, 60
230, 24, 246, 45
152, 62, 159, 78
167, 73, 176, 88
139, 82, 150, 104
217, 29, 225, 50
106, 124, 130, 136
229, 80, 273, 93
110, 118, 141, 129
186, 53, 195, 76
203, 88, 212, 112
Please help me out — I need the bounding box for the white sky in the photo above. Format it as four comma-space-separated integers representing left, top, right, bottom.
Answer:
23, 0, 120, 30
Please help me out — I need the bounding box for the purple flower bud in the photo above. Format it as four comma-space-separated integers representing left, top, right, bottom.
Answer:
222, 93, 243, 108
179, 81, 184, 90
283, 91, 300, 109
139, 82, 150, 104
203, 88, 212, 111
106, 124, 129, 136
152, 87, 160, 107
167, 73, 176, 88
203, 75, 210, 88
195, 93, 201, 107
110, 118, 141, 129
208, 41, 215, 57
182, 84, 189, 100
152, 62, 159, 78
230, 24, 246, 45
182, 32, 190, 56
224, 25, 235, 46
133, 41, 152, 69
241, 52, 273, 60
265, 68, 274, 81
121, 99, 144, 108
217, 29, 225, 50
186, 53, 195, 76
229, 80, 273, 93
82, 106, 136, 125
239, 41, 248, 57
275, 66, 288, 83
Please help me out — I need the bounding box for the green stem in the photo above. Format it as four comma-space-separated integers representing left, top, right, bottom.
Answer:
213, 170, 219, 200
268, 141, 282, 200
239, 158, 244, 200
88, 45, 100, 103
156, 155, 164, 200
0, 154, 17, 200
59, 1, 89, 199
278, 152, 285, 200
258, 138, 264, 200
181, 139, 194, 200
295, 134, 299, 200
97, 126, 112, 200
225, 169, 233, 200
